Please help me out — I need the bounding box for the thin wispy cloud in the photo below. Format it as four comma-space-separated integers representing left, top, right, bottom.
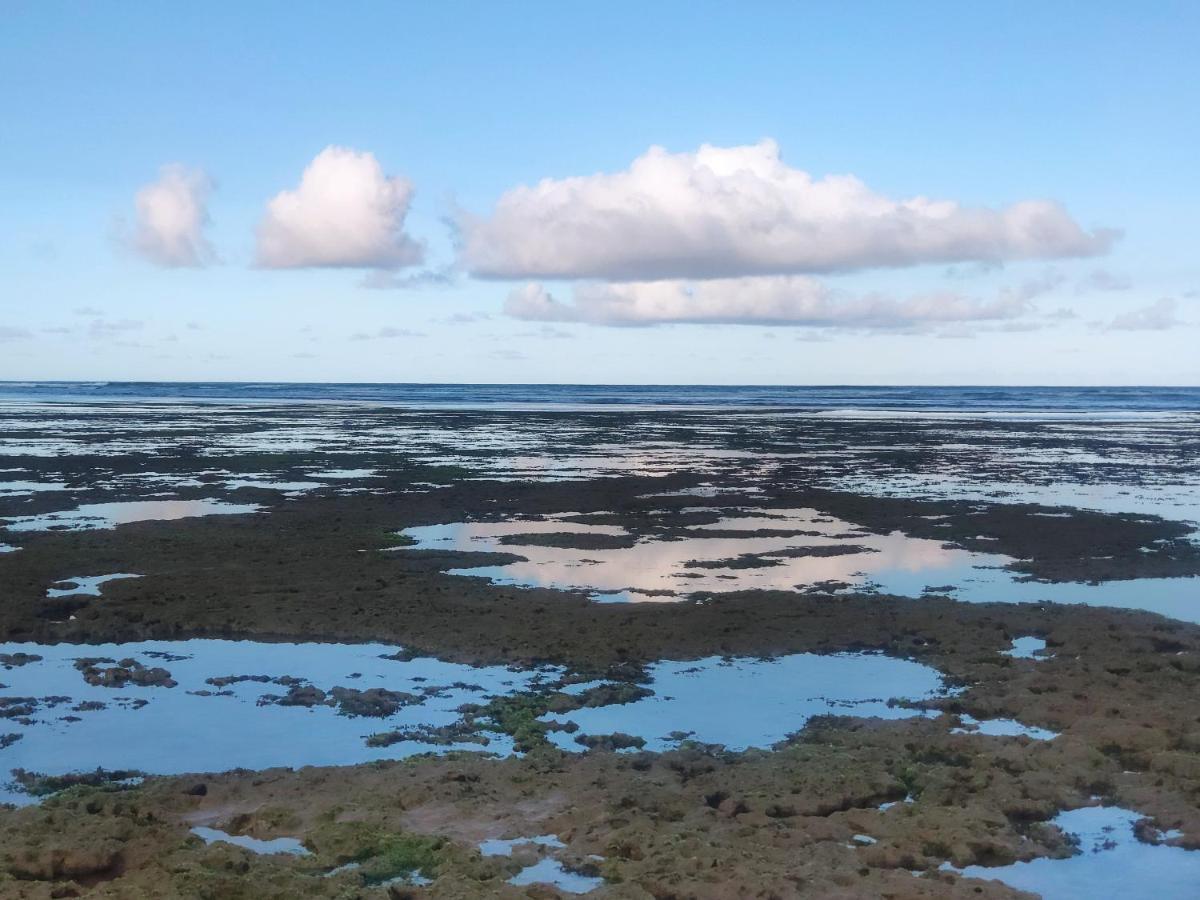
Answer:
515, 325, 576, 339
361, 265, 457, 290
1107, 298, 1181, 331
440, 312, 492, 325
87, 318, 145, 339
256, 146, 423, 270
349, 327, 427, 340
490, 348, 527, 361
1077, 268, 1132, 293
463, 140, 1116, 281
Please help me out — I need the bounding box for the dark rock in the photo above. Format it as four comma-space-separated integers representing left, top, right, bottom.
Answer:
574, 732, 646, 751
330, 686, 420, 717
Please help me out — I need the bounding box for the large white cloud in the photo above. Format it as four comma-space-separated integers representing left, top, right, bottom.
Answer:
127, 164, 215, 267
506, 276, 1048, 329
463, 140, 1114, 280
256, 147, 423, 269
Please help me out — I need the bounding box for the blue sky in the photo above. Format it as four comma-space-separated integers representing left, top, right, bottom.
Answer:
1, 1, 1197, 384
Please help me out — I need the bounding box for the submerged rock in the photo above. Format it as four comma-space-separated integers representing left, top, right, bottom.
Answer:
365, 723, 490, 748
329, 686, 422, 717
257, 684, 328, 708
0, 653, 42, 669
74, 658, 176, 688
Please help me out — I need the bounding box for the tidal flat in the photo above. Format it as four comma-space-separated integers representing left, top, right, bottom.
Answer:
0, 396, 1198, 898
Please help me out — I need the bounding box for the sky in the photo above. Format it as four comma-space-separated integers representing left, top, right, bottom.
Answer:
1, 1, 1197, 385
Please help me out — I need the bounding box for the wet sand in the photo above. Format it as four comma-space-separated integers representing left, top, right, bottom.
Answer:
0, 402, 1198, 897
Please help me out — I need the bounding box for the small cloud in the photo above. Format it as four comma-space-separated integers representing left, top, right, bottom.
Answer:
349, 327, 426, 340
256, 146, 423, 270
185, 321, 202, 331
442, 311, 491, 324
991, 321, 1044, 333
0, 326, 32, 341
1045, 306, 1078, 320
515, 325, 575, 339
1106, 297, 1182, 331
123, 164, 215, 267
1077, 268, 1132, 293
944, 261, 1005, 280
1016, 267, 1067, 298
936, 326, 977, 340
361, 266, 457, 290
490, 348, 527, 361
291, 352, 317, 359
73, 306, 104, 316
87, 318, 144, 339
41, 326, 73, 335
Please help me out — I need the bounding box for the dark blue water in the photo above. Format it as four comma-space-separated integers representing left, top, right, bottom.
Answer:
0, 382, 1197, 412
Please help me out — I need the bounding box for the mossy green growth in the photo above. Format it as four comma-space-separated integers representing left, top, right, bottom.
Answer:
470, 692, 556, 752
896, 764, 923, 798
359, 832, 444, 885
13, 767, 142, 799
308, 821, 445, 885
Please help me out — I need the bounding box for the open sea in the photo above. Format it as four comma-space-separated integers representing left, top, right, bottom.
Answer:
0, 382, 1197, 413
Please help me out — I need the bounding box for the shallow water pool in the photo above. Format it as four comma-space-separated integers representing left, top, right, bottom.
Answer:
541, 653, 953, 752
0, 639, 549, 804
3, 498, 261, 531
951, 806, 1200, 899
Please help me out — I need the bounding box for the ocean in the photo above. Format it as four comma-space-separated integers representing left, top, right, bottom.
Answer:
0, 381, 1197, 413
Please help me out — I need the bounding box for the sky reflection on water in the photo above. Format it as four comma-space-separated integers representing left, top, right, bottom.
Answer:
400, 510, 1200, 623
951, 806, 1200, 899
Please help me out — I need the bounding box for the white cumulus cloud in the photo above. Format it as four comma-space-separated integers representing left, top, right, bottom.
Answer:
463, 140, 1115, 280
256, 146, 423, 269
126, 164, 215, 267
505, 276, 1046, 329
